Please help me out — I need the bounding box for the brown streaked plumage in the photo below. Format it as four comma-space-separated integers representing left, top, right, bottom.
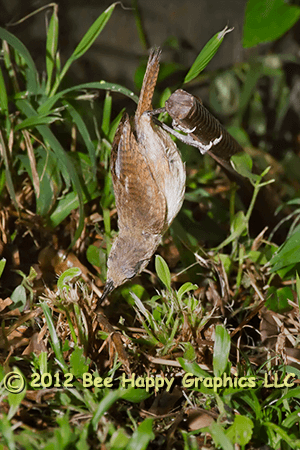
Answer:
98, 49, 186, 304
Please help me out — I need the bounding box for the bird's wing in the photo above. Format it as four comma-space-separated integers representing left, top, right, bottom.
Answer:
111, 114, 166, 234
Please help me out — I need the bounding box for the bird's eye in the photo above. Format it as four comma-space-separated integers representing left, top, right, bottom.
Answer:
124, 260, 145, 279
124, 267, 137, 279
134, 260, 145, 274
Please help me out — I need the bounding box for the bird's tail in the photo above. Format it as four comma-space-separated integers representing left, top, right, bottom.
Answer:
135, 47, 161, 119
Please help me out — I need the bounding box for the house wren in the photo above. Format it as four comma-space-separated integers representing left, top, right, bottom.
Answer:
99, 49, 186, 302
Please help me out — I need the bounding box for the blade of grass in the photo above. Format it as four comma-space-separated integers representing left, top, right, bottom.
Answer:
126, 418, 154, 450
41, 302, 68, 371
131, 0, 148, 50
0, 66, 8, 115
91, 389, 122, 430
296, 272, 300, 308
101, 91, 112, 136
16, 99, 85, 245
0, 27, 39, 94
264, 421, 300, 448
0, 130, 18, 211
49, 182, 100, 228
178, 357, 212, 379
22, 130, 40, 197
0, 415, 16, 450
213, 325, 231, 377
14, 114, 62, 131
0, 258, 6, 278
108, 108, 125, 142
39, 81, 139, 115
210, 422, 234, 450
45, 4, 59, 94
155, 255, 171, 292
184, 26, 233, 84
62, 100, 97, 175
50, 3, 117, 96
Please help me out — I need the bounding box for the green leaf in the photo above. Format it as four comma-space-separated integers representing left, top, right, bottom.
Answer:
10, 285, 26, 312
214, 211, 248, 250
16, 99, 85, 245
247, 250, 268, 265
177, 282, 198, 301
91, 389, 122, 430
69, 347, 90, 378
226, 415, 254, 446
126, 418, 154, 450
49, 179, 100, 228
0, 130, 18, 211
275, 385, 300, 405
120, 388, 152, 403
38, 352, 48, 374
14, 114, 61, 131
36, 148, 61, 216
41, 303, 68, 371
183, 342, 197, 361
0, 415, 16, 450
266, 286, 293, 313
39, 81, 138, 115
50, 3, 117, 96
108, 108, 125, 142
0, 27, 39, 94
210, 422, 234, 450
213, 325, 231, 377
101, 90, 112, 135
0, 258, 6, 278
296, 272, 300, 309
63, 100, 97, 175
46, 5, 59, 94
243, 0, 300, 48
86, 245, 101, 267
184, 26, 233, 84
230, 152, 258, 182
264, 422, 300, 448
110, 429, 130, 449
270, 228, 300, 272
7, 367, 27, 420
57, 267, 82, 291
18, 146, 62, 217
0, 66, 8, 114
227, 126, 252, 147
230, 211, 248, 236
28, 266, 37, 282
155, 255, 171, 291
178, 357, 212, 379
282, 410, 300, 429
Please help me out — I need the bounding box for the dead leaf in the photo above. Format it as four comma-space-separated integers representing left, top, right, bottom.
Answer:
22, 332, 47, 355
186, 408, 215, 430
0, 298, 14, 312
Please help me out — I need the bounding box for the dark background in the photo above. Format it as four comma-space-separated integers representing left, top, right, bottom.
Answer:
1, 0, 248, 93
2, 0, 300, 158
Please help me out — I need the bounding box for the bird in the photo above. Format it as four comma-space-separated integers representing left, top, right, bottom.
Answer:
98, 48, 186, 303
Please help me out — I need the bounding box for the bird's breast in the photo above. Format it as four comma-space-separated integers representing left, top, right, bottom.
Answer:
135, 114, 186, 228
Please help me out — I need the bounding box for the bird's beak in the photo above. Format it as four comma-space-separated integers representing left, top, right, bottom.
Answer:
95, 280, 114, 312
